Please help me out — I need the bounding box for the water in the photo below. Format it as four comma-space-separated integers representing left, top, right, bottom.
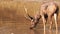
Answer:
0, 18, 60, 34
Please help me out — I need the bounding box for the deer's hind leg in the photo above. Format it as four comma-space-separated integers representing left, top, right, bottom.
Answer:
54, 13, 58, 34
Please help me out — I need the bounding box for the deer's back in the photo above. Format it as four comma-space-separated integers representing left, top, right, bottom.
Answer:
47, 2, 57, 15
40, 2, 58, 16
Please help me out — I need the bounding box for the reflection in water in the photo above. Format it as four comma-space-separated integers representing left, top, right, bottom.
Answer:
30, 29, 39, 34
30, 29, 43, 34
30, 28, 58, 34
49, 29, 52, 34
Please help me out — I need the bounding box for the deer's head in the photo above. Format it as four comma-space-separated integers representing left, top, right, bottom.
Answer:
24, 6, 41, 23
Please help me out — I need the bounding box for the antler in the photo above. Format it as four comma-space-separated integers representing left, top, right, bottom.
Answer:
24, 6, 28, 14
24, 6, 33, 21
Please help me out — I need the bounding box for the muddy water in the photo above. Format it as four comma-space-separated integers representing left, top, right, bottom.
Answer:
0, 16, 60, 34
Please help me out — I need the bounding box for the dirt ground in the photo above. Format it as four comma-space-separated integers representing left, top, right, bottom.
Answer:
0, 1, 60, 34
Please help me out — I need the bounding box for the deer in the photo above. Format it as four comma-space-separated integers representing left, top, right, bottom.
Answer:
24, 1, 59, 34
40, 1, 59, 34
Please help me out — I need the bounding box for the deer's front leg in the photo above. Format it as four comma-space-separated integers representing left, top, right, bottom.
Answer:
48, 15, 53, 34
54, 13, 58, 34
42, 15, 46, 34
